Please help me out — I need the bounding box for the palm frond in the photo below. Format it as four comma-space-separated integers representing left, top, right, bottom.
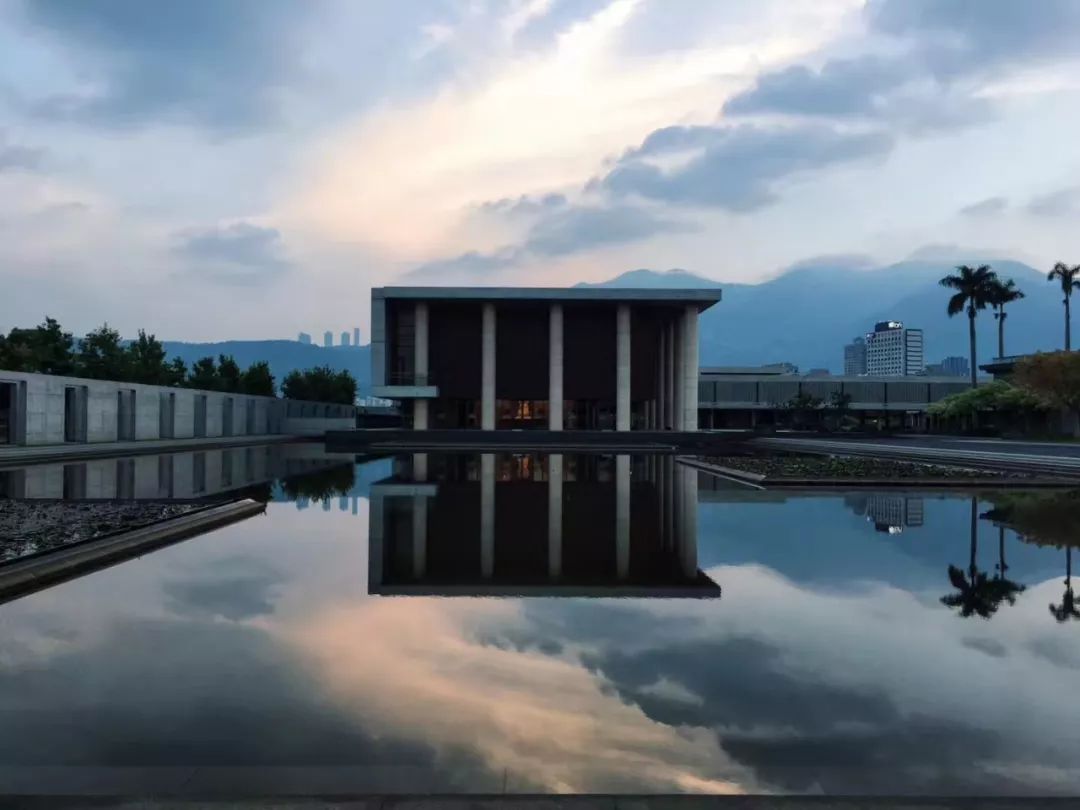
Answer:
946, 291, 967, 317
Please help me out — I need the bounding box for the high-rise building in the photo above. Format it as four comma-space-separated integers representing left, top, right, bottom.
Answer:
353, 327, 360, 347
843, 336, 867, 375
341, 331, 351, 347
865, 321, 923, 376
323, 331, 333, 348
940, 356, 969, 377
297, 332, 312, 345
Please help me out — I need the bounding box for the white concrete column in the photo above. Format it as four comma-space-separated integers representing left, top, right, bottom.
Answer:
616, 454, 630, 579
548, 454, 563, 579
482, 303, 496, 430
616, 304, 631, 432
673, 319, 684, 431
414, 302, 429, 430
549, 304, 563, 431
481, 453, 495, 577
682, 306, 699, 431
412, 495, 427, 579
666, 322, 676, 430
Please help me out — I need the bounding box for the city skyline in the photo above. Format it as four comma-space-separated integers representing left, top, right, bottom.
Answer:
3, 1, 1079, 341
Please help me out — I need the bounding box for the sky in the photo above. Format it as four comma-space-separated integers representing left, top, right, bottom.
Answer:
2, 0, 1079, 341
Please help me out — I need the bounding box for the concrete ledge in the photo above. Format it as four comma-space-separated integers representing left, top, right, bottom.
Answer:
326, 430, 751, 454
0, 435, 299, 469
1, 795, 1076, 808
0, 499, 265, 604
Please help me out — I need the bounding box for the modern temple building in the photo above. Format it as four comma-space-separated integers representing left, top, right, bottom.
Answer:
370, 287, 722, 431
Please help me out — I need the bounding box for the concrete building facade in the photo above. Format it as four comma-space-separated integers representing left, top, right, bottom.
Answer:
866, 321, 923, 376
698, 366, 970, 429
370, 287, 722, 431
843, 337, 867, 376
0, 370, 356, 447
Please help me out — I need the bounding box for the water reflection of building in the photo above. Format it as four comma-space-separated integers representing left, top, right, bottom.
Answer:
845, 494, 925, 534
0, 443, 354, 503
369, 453, 719, 598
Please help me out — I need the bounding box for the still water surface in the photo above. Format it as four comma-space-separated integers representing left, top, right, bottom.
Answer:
1, 449, 1079, 796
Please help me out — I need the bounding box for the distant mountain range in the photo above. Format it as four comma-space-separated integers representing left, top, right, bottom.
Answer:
160, 256, 1066, 390
163, 340, 371, 394
583, 259, 1066, 371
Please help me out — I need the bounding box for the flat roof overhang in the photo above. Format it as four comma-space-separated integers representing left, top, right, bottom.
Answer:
373, 286, 722, 311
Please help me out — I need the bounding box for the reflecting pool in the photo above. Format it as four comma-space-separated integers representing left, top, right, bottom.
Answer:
1, 448, 1079, 796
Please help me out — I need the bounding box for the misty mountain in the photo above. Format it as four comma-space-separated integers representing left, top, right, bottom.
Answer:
588, 261, 1065, 372
162, 340, 371, 394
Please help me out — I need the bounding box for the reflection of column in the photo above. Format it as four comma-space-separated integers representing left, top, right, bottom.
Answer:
482, 304, 496, 430
616, 454, 630, 579
548, 454, 563, 579
616, 304, 631, 431
682, 306, 699, 432
415, 302, 429, 430
369, 493, 384, 588
549, 304, 563, 431
481, 453, 495, 577
413, 452, 428, 483
679, 464, 698, 578
657, 327, 666, 430
412, 495, 427, 579
665, 455, 675, 551
351, 496, 358, 516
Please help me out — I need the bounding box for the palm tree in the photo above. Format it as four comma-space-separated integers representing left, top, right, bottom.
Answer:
1049, 547, 1080, 623
941, 497, 1000, 618
987, 278, 1024, 360
940, 264, 998, 387
1047, 262, 1080, 351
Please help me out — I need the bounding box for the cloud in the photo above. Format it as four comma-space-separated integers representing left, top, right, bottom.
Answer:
598, 123, 893, 210
173, 221, 292, 285
522, 202, 694, 256
1026, 187, 1079, 217
17, 0, 311, 130
867, 0, 1080, 76
0, 132, 45, 171
959, 196, 1008, 217
402, 249, 520, 285
724, 56, 908, 118
479, 192, 569, 217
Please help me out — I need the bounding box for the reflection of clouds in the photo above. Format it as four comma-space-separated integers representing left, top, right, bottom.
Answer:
283, 598, 757, 794
162, 555, 285, 621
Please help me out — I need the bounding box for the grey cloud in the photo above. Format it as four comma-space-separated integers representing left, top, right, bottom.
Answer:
18, 0, 310, 130
173, 221, 291, 285
479, 192, 568, 217
868, 0, 1080, 74
599, 123, 893, 210
511, 0, 612, 50
402, 249, 520, 284
724, 57, 909, 118
523, 203, 694, 256
959, 196, 1008, 217
163, 556, 285, 621
0, 132, 45, 171
405, 200, 694, 282
1027, 187, 1080, 217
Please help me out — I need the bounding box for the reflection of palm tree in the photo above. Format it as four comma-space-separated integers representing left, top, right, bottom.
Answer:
941, 497, 1001, 618
989, 524, 1026, 610
1050, 547, 1080, 623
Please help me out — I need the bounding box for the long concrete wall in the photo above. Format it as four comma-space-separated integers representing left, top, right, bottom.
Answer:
0, 370, 356, 447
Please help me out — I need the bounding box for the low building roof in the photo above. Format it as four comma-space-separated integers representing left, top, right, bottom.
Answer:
373, 286, 722, 309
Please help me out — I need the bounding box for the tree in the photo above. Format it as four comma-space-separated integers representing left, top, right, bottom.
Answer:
987, 278, 1024, 360
941, 497, 1000, 619
0, 317, 76, 375
1014, 352, 1080, 436
281, 365, 357, 404
75, 323, 129, 380
187, 356, 219, 390
782, 391, 822, 429
165, 357, 188, 387
1047, 261, 1080, 351
127, 330, 170, 385
1050, 548, 1080, 623
217, 354, 242, 393
940, 264, 998, 388
240, 360, 276, 396
828, 390, 852, 431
